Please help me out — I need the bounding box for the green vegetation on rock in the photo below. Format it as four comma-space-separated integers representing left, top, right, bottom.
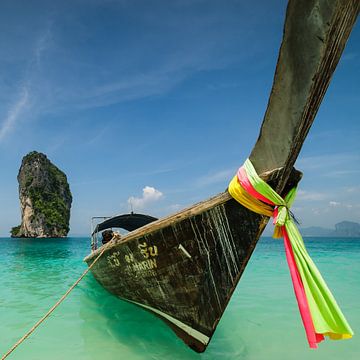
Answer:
10, 225, 21, 237
11, 151, 72, 238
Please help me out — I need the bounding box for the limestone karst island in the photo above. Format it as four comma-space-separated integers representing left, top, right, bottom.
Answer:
11, 151, 72, 238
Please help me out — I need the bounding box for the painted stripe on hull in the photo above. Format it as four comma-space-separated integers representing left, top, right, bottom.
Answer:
127, 299, 210, 345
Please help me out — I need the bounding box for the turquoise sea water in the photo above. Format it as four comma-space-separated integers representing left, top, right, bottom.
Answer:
0, 236, 359, 360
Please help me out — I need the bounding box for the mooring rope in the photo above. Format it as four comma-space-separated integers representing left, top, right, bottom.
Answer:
1, 237, 116, 360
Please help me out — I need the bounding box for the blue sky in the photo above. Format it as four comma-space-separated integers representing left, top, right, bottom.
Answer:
0, 0, 359, 236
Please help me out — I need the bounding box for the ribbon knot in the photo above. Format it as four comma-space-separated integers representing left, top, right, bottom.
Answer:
273, 204, 288, 225
273, 205, 288, 238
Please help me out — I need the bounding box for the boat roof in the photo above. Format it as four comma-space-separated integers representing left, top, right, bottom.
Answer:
92, 213, 158, 235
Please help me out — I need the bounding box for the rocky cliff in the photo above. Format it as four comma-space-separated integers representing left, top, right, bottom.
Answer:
333, 221, 360, 237
297, 221, 360, 237
11, 151, 72, 238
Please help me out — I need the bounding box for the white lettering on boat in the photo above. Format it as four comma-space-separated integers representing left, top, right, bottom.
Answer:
138, 242, 158, 259
131, 258, 157, 272
107, 251, 121, 268
106, 242, 159, 275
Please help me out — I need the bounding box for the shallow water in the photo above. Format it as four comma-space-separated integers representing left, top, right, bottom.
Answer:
0, 237, 359, 359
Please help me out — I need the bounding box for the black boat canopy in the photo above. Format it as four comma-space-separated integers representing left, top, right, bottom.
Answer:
92, 213, 158, 235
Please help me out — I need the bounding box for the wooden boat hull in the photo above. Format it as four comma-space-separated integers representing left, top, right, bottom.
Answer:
85, 0, 358, 352
85, 194, 268, 352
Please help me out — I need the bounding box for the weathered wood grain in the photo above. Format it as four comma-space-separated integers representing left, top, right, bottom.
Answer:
250, 0, 359, 192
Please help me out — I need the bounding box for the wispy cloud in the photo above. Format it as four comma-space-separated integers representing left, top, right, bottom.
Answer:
0, 3, 263, 116
168, 203, 183, 212
324, 170, 360, 178
0, 26, 52, 143
306, 200, 360, 222
341, 52, 357, 61
34, 25, 52, 67
296, 153, 360, 171
130, 167, 176, 177
64, 53, 226, 110
296, 190, 328, 201
128, 186, 163, 211
345, 186, 360, 193
34, 6, 257, 112
84, 126, 110, 146
0, 87, 29, 142
196, 168, 235, 187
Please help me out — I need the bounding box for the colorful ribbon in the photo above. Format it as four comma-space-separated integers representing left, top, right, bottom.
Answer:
228, 159, 353, 348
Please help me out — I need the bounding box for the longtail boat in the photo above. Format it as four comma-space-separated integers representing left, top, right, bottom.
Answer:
84, 0, 358, 352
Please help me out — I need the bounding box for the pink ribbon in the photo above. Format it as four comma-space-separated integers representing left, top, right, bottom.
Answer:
283, 228, 324, 348
237, 167, 275, 205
